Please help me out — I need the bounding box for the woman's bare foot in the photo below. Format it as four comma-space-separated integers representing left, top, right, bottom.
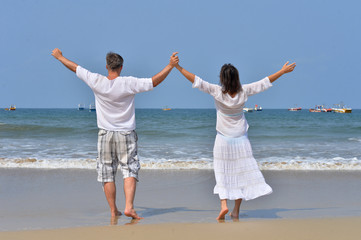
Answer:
216, 207, 229, 220
229, 211, 239, 219
230, 199, 242, 219
124, 209, 144, 220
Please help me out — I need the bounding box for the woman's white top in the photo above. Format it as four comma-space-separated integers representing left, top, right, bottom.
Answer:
192, 76, 272, 138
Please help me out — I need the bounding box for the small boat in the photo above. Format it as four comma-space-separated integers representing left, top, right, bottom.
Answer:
334, 108, 352, 113
78, 104, 85, 111
309, 107, 321, 113
89, 104, 96, 112
332, 103, 352, 113
254, 105, 262, 111
162, 106, 171, 111
288, 105, 302, 111
288, 107, 302, 111
309, 105, 332, 112
243, 107, 253, 112
5, 105, 16, 111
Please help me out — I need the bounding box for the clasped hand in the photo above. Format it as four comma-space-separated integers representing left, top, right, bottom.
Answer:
169, 52, 179, 67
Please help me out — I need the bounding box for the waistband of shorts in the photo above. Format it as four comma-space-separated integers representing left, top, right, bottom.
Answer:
98, 129, 136, 135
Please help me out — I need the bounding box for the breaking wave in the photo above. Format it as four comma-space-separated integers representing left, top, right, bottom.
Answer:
1, 156, 360, 170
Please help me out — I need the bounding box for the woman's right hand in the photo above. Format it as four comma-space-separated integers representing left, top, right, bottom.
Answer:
169, 52, 179, 67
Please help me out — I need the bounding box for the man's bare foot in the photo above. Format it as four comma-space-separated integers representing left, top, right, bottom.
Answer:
216, 207, 229, 220
124, 209, 144, 220
110, 216, 119, 225
111, 210, 122, 217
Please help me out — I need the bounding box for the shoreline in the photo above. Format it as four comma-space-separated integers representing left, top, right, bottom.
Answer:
2, 161, 361, 170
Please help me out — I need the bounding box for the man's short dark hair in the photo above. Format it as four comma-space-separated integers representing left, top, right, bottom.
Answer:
106, 52, 124, 70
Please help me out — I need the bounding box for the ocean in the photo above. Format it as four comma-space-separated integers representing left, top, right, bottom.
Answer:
1, 108, 360, 170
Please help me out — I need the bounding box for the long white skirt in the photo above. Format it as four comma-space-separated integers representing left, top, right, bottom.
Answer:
213, 133, 272, 201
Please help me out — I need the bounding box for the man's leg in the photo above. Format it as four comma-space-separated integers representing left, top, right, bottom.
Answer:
97, 129, 121, 218
117, 131, 142, 219
103, 181, 122, 217
123, 177, 143, 219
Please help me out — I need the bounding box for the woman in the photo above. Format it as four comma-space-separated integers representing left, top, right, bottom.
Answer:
175, 58, 296, 220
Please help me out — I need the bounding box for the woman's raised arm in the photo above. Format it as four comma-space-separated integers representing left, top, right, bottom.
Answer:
268, 61, 296, 83
175, 60, 220, 97
175, 64, 196, 83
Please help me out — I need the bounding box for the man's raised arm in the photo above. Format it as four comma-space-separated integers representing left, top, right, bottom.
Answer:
51, 48, 78, 73
151, 52, 179, 87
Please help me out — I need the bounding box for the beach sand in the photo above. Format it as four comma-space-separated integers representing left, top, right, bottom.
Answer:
1, 217, 361, 240
1, 169, 361, 238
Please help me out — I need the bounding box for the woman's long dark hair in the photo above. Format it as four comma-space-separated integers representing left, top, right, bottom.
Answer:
220, 64, 242, 95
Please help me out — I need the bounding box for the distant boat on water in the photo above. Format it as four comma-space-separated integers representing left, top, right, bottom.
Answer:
288, 105, 302, 111
309, 105, 332, 112
89, 104, 96, 112
254, 105, 262, 111
243, 107, 253, 112
78, 104, 85, 111
162, 106, 171, 111
332, 103, 352, 113
5, 105, 16, 111
288, 107, 302, 111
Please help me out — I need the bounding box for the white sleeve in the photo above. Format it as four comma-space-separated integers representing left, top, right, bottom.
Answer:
192, 75, 221, 98
76, 66, 101, 89
127, 77, 153, 94
243, 77, 273, 97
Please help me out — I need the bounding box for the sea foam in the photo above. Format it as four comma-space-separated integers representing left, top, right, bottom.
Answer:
1, 157, 360, 170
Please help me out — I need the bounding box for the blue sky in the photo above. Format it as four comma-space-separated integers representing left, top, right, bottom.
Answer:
1, 0, 360, 109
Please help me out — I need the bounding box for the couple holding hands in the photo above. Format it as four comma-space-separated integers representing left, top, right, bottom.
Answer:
52, 49, 295, 220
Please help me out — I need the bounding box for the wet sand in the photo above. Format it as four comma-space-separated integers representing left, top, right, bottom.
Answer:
1, 169, 361, 231
2, 217, 361, 240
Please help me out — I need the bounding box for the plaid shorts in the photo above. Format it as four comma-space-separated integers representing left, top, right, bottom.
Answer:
96, 129, 140, 182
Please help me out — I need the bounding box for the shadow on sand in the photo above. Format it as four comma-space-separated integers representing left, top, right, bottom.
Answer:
137, 206, 325, 219
111, 207, 330, 226
239, 207, 322, 219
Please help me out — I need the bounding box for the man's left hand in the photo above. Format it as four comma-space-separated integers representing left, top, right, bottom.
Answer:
52, 48, 63, 60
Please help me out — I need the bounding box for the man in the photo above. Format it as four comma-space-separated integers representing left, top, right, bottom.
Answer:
52, 48, 178, 219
